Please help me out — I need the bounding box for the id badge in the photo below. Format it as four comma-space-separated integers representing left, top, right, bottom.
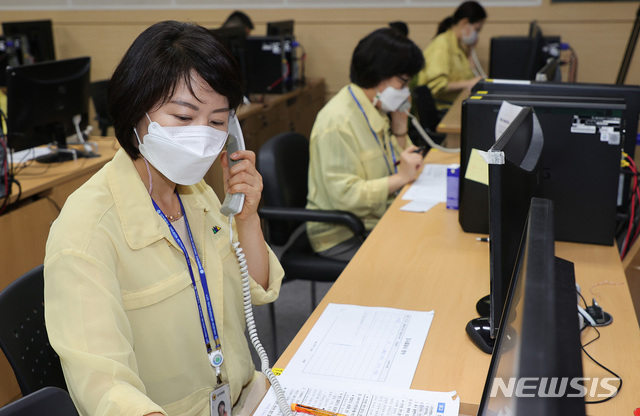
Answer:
210, 383, 231, 416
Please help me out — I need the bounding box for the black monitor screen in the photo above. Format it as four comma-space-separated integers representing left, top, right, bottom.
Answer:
210, 26, 247, 91
489, 20, 559, 81
266, 20, 294, 37
465, 106, 543, 354
2, 19, 56, 63
487, 106, 543, 339
6, 56, 91, 157
478, 197, 586, 416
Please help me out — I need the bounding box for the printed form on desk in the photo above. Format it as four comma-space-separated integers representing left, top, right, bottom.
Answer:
400, 164, 449, 213
254, 304, 460, 416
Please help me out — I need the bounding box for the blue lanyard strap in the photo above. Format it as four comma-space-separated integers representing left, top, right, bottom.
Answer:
348, 85, 397, 174
152, 193, 223, 371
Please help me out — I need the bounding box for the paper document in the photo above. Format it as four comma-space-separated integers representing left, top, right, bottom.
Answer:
495, 101, 525, 141
253, 375, 460, 416
400, 164, 448, 212
283, 303, 434, 388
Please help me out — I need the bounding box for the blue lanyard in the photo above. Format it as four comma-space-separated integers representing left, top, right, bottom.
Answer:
152, 193, 224, 372
348, 85, 397, 175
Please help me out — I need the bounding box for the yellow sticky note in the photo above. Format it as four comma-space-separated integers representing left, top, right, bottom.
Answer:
465, 148, 489, 185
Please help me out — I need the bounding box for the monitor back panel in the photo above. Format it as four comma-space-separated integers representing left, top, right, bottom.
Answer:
460, 95, 625, 245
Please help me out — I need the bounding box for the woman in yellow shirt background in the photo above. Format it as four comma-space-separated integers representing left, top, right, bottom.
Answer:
306, 28, 425, 260
415, 1, 488, 112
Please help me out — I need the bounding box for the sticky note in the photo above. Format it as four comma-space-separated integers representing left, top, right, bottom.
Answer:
465, 148, 489, 185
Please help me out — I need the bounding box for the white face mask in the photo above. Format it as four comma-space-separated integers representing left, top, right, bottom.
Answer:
462, 26, 478, 46
375, 86, 411, 113
134, 114, 228, 185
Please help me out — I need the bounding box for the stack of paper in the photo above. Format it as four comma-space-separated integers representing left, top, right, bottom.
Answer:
253, 304, 459, 416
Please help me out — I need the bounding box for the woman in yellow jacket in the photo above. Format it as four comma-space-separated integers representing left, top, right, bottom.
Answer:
416, 1, 487, 111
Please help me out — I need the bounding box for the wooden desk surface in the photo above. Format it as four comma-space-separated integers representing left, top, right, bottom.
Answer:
275, 150, 640, 415
436, 91, 468, 135
7, 137, 119, 205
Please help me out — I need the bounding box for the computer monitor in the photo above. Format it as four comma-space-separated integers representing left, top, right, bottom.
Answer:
2, 19, 56, 63
266, 20, 294, 37
6, 56, 92, 163
535, 57, 560, 82
477, 197, 586, 416
210, 26, 247, 91
466, 106, 544, 354
489, 21, 559, 80
459, 93, 626, 246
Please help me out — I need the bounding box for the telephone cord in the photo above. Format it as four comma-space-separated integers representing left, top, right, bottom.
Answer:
228, 215, 294, 416
406, 111, 460, 153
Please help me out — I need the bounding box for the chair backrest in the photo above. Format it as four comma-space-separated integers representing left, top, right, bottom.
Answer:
89, 79, 112, 136
0, 386, 78, 416
258, 132, 310, 245
0, 265, 68, 395
412, 85, 442, 132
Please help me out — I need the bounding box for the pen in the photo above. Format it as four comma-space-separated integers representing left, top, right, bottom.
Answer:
476, 237, 490, 242
290, 403, 347, 416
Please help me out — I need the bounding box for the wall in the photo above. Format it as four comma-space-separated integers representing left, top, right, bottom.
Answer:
0, 0, 637, 105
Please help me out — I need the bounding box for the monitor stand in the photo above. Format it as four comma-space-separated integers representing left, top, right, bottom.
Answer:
466, 317, 495, 354
476, 294, 490, 317
35, 147, 93, 164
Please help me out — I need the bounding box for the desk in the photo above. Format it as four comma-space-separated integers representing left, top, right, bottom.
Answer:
436, 92, 466, 135
275, 150, 640, 415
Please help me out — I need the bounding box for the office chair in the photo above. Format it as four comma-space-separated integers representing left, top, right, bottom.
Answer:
90, 79, 113, 136
409, 85, 447, 150
257, 132, 365, 351
0, 386, 78, 416
0, 265, 68, 396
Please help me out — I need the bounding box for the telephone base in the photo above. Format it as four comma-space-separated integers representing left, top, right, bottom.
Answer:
466, 317, 495, 354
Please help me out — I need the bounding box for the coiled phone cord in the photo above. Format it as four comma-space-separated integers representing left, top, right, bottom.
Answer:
406, 111, 460, 153
228, 215, 294, 416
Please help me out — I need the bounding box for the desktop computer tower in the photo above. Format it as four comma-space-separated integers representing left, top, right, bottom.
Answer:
459, 94, 625, 245
244, 36, 297, 95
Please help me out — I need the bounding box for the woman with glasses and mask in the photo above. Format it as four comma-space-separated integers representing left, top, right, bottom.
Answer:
44, 21, 283, 416
415, 0, 488, 112
306, 27, 425, 261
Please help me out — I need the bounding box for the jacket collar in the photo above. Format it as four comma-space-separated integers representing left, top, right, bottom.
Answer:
347, 83, 389, 134
106, 149, 209, 250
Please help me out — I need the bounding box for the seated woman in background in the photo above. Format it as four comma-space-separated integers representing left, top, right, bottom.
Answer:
44, 20, 283, 416
415, 0, 488, 112
306, 28, 425, 261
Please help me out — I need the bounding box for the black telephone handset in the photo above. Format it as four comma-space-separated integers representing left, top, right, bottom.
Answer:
220, 115, 246, 217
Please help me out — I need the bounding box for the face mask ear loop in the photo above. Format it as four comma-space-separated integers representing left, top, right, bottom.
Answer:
372, 93, 380, 108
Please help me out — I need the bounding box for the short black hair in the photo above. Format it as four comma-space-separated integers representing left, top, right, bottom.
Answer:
222, 10, 254, 31
108, 20, 244, 159
350, 28, 424, 89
